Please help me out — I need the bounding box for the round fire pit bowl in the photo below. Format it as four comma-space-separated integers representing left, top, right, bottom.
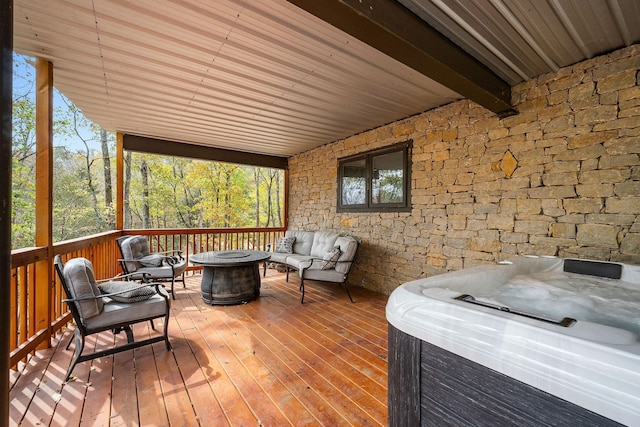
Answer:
190, 250, 271, 305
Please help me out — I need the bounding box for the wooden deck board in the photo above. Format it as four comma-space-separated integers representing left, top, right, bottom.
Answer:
9, 270, 390, 426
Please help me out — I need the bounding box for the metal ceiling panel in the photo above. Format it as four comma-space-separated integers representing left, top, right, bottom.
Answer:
14, 0, 460, 158
12, 0, 639, 158
400, 0, 640, 85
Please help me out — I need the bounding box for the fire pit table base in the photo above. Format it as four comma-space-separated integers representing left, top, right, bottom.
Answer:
200, 263, 261, 305
190, 250, 271, 306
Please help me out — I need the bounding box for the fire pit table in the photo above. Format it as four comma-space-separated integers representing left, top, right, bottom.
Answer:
190, 250, 271, 305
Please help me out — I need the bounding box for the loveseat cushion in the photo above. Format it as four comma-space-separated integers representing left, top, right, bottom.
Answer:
310, 231, 340, 258
268, 252, 290, 264
334, 236, 359, 274
285, 231, 315, 256
286, 254, 315, 271
274, 236, 296, 253
63, 258, 104, 321
302, 267, 347, 284
321, 246, 342, 270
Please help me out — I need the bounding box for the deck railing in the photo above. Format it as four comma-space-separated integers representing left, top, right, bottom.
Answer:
9, 227, 285, 368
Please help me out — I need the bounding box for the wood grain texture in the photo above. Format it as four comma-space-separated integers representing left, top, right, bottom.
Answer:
387, 324, 624, 427
10, 270, 389, 426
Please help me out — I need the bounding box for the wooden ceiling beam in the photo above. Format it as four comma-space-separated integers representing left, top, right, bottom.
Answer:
123, 135, 289, 170
287, 0, 516, 117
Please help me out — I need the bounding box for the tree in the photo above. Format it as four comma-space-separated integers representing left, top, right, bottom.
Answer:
11, 53, 118, 247
121, 154, 285, 231
101, 128, 114, 228
12, 53, 285, 249
124, 151, 132, 228
140, 158, 150, 228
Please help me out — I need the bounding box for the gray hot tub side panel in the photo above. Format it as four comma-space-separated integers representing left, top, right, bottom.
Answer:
388, 323, 624, 427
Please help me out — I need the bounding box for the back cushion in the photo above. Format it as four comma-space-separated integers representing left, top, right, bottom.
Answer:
285, 231, 315, 256
334, 237, 359, 274
121, 235, 150, 272
310, 231, 340, 257
63, 258, 104, 321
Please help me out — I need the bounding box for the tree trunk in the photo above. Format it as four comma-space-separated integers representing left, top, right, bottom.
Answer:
265, 170, 274, 228
275, 171, 282, 227
124, 151, 132, 228
140, 158, 150, 228
254, 168, 261, 227
224, 170, 231, 227
100, 128, 114, 228
82, 140, 105, 226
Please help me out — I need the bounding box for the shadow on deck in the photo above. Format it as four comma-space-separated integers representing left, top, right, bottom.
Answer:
10, 270, 389, 426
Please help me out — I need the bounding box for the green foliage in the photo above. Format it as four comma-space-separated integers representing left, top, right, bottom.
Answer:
374, 171, 403, 203
11, 53, 284, 250
124, 155, 283, 230
53, 146, 112, 241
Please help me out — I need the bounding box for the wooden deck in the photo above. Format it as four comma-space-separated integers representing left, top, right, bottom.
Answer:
9, 270, 390, 426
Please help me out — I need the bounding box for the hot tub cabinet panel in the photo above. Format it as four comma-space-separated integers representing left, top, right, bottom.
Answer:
387, 256, 640, 427
389, 325, 623, 426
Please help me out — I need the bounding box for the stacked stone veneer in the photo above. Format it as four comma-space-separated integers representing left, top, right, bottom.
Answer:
288, 45, 640, 295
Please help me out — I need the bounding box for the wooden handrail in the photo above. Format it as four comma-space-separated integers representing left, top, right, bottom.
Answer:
9, 227, 285, 368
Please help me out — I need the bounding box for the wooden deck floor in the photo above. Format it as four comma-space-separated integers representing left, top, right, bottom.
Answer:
9, 270, 390, 426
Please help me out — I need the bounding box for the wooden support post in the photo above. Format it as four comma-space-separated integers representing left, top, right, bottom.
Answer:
283, 168, 289, 230
116, 133, 124, 230
34, 58, 53, 347
1, 0, 14, 423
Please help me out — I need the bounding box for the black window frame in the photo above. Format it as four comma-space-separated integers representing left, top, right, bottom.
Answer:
337, 141, 412, 213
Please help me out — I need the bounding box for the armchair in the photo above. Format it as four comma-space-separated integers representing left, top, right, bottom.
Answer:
116, 235, 187, 299
54, 255, 171, 381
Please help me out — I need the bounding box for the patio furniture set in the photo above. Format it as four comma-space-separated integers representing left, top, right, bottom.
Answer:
54, 231, 360, 380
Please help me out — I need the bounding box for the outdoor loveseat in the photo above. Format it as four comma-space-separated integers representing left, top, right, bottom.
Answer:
265, 231, 360, 303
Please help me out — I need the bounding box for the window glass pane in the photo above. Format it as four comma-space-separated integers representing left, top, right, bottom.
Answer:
341, 159, 366, 205
371, 151, 403, 204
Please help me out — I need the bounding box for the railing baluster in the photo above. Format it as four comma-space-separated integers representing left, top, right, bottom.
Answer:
9, 227, 284, 367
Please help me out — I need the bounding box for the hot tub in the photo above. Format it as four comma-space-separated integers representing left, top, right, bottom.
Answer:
386, 256, 640, 426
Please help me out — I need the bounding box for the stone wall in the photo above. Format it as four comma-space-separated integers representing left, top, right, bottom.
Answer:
288, 45, 640, 295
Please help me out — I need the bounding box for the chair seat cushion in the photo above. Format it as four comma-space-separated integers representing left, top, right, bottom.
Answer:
85, 290, 169, 331
128, 259, 188, 280
98, 281, 157, 303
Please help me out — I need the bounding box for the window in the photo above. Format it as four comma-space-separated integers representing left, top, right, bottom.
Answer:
337, 141, 411, 212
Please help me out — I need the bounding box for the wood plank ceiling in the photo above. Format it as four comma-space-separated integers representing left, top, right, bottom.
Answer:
12, 0, 640, 161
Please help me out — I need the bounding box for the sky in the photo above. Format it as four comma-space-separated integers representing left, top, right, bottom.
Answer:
13, 52, 102, 151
